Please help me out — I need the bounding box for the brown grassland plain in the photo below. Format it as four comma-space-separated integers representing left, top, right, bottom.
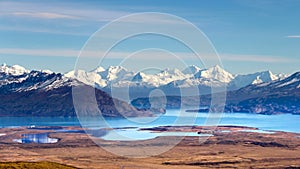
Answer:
0, 126, 299, 169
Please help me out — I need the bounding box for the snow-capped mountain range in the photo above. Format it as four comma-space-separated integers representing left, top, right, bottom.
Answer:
64, 64, 289, 95
132, 71, 300, 115
0, 63, 289, 94
0, 63, 29, 76
0, 64, 75, 92
0, 63, 299, 115
0, 64, 157, 117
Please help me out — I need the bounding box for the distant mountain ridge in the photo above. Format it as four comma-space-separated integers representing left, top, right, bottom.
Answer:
64, 64, 287, 98
0, 63, 298, 115
0, 63, 288, 100
224, 71, 300, 114
132, 71, 300, 115
1, 63, 286, 91
0, 64, 157, 117
0, 64, 290, 93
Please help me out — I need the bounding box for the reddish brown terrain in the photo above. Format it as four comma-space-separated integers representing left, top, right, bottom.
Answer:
0, 126, 299, 169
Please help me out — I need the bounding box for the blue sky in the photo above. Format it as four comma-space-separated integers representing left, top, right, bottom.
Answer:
0, 0, 299, 74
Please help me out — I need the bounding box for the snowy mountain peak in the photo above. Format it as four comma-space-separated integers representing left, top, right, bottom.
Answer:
195, 65, 234, 83
261, 70, 277, 81
252, 71, 300, 91
229, 70, 282, 89
92, 66, 105, 73
108, 65, 126, 71
132, 72, 146, 82
212, 64, 221, 69
251, 70, 277, 84
182, 65, 201, 74
41, 70, 53, 74
101, 66, 132, 81
209, 65, 228, 73
0, 64, 29, 76
161, 68, 183, 75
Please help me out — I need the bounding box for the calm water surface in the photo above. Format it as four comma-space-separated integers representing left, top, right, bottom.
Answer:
0, 110, 299, 132
1, 110, 299, 141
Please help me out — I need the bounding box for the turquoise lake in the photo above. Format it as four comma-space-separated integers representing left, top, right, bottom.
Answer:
1, 110, 299, 141
0, 110, 299, 133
